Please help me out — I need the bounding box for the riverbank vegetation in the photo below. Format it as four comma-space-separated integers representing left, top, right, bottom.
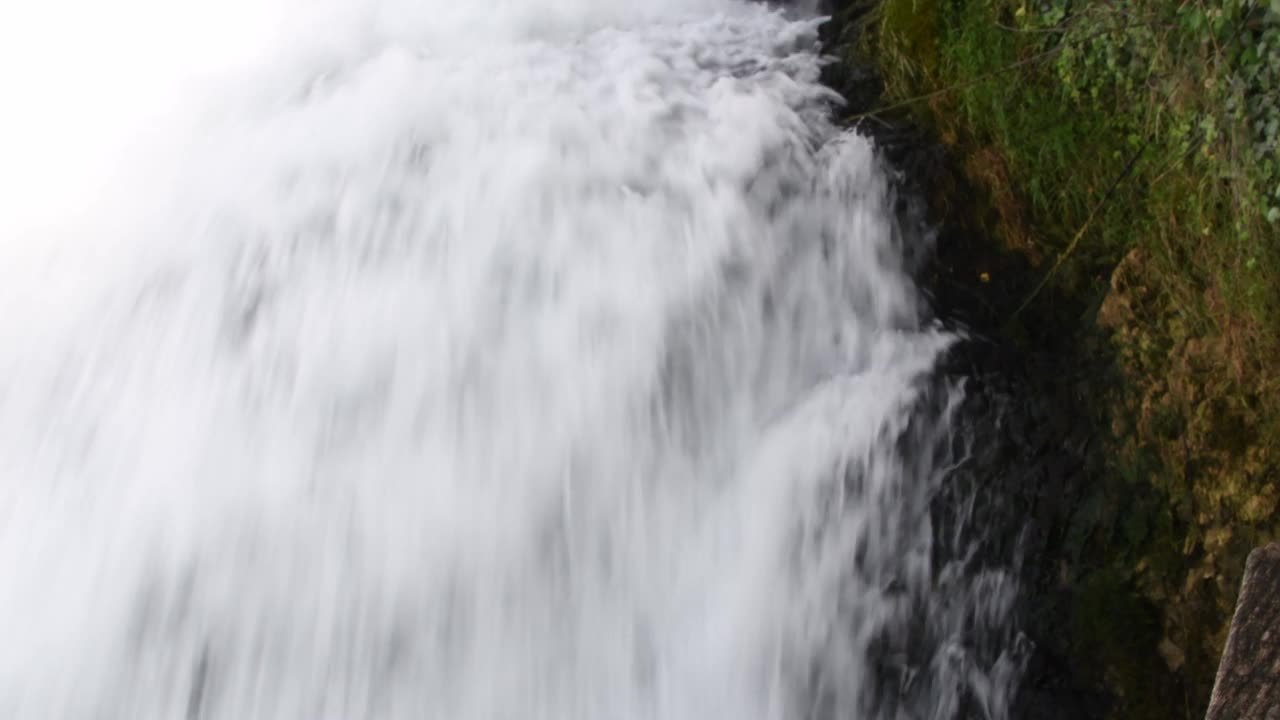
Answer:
824, 0, 1280, 716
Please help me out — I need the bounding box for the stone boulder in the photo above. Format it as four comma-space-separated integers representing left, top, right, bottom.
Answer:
1206, 543, 1280, 720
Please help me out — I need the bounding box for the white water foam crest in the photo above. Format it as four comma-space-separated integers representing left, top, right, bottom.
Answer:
0, 3, 1019, 719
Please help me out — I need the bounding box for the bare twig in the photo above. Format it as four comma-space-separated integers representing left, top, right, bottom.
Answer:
845, 19, 1169, 123
1008, 136, 1152, 322
844, 45, 1067, 123
995, 20, 1072, 33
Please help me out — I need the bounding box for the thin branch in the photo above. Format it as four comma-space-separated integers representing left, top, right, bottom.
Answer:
844, 45, 1066, 123
1008, 136, 1153, 322
993, 19, 1075, 33
845, 19, 1169, 124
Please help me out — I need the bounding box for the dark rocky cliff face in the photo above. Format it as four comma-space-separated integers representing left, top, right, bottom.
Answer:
817, 1, 1280, 715
811, 7, 1111, 717
813, 0, 1280, 715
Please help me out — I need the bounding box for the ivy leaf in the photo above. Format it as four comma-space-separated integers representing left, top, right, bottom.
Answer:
1187, 8, 1206, 35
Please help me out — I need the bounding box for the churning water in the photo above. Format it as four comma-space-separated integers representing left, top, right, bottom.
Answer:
0, 2, 1023, 718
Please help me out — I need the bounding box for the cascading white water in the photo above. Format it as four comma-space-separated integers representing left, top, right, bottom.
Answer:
0, 2, 1023, 718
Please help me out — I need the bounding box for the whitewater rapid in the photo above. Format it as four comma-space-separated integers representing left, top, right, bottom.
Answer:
0, 2, 1022, 718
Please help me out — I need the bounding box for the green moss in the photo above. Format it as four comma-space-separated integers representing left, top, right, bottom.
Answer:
838, 0, 1280, 716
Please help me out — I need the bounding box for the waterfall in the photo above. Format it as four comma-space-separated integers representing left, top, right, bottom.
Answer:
0, 2, 1023, 718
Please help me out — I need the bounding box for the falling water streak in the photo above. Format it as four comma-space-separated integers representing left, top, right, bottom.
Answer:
0, 2, 1023, 719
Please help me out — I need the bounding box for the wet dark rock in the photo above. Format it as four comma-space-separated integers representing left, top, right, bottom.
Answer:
815, 10, 1110, 718
931, 340, 1108, 720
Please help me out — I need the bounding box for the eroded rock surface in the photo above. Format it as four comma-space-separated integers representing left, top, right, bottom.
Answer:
1207, 543, 1280, 720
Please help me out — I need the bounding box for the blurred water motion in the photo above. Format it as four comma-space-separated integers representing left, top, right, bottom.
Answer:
0, 2, 1017, 718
